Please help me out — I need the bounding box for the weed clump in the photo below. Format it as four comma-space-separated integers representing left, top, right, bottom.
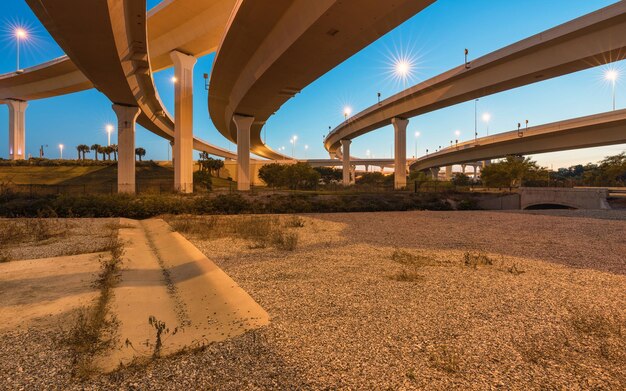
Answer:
390, 269, 424, 282
147, 316, 178, 358
391, 249, 435, 267
429, 344, 462, 373
463, 251, 494, 268
171, 215, 300, 251
66, 235, 124, 377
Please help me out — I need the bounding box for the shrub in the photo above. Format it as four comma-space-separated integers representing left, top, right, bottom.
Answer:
259, 162, 320, 190
193, 170, 213, 191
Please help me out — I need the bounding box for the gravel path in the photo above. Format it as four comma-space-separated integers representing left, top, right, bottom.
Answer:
0, 218, 119, 261
1, 211, 625, 390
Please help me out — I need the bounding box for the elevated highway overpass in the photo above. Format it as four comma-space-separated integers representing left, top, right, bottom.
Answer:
209, 0, 435, 189
324, 1, 626, 189
25, 0, 244, 192
2, 0, 239, 167
410, 109, 626, 175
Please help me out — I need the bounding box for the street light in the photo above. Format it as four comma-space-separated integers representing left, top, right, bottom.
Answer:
290, 135, 298, 158
59, 144, 64, 160
482, 113, 491, 136
304, 144, 308, 159
414, 131, 420, 158
171, 76, 177, 83
605, 69, 619, 111
14, 27, 28, 73
106, 124, 114, 146
343, 106, 352, 121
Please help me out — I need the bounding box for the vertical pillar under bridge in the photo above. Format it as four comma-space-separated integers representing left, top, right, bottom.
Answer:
113, 104, 140, 194
170, 50, 197, 193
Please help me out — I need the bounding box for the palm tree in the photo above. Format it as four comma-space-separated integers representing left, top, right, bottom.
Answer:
97, 146, 107, 161
104, 146, 113, 161
76, 144, 90, 160
91, 144, 101, 161
135, 147, 146, 162
110, 144, 118, 160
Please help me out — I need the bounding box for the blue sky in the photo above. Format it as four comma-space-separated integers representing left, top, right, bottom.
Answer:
1, 0, 624, 168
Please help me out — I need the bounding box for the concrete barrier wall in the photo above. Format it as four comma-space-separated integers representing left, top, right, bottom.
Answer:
520, 187, 610, 210
475, 193, 521, 210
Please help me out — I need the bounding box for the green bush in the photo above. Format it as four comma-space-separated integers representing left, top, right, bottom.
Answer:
193, 170, 213, 191
0, 190, 461, 218
259, 163, 320, 189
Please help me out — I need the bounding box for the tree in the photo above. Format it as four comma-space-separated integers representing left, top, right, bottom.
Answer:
103, 146, 113, 161
451, 172, 471, 186
97, 146, 107, 161
193, 170, 212, 191
258, 163, 286, 188
135, 147, 146, 162
356, 172, 387, 186
91, 144, 101, 161
313, 167, 342, 183
76, 144, 90, 160
110, 144, 118, 161
480, 156, 546, 188
258, 162, 320, 189
198, 153, 225, 176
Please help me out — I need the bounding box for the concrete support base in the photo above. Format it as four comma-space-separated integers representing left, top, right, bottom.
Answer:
392, 117, 408, 189
341, 139, 351, 186
113, 104, 141, 194
7, 100, 28, 160
445, 166, 453, 180
170, 51, 197, 193
430, 167, 440, 180
233, 115, 254, 191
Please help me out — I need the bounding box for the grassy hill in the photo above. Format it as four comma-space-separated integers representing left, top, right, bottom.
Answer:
0, 164, 233, 191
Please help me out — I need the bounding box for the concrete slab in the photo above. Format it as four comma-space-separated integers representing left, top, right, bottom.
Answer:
99, 218, 269, 371
0, 253, 102, 331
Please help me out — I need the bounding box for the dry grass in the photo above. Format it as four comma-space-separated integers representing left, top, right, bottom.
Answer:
170, 215, 301, 251
428, 344, 462, 374
389, 249, 436, 282
462, 251, 495, 268
391, 249, 437, 267
65, 235, 124, 378
0, 218, 68, 247
390, 268, 424, 282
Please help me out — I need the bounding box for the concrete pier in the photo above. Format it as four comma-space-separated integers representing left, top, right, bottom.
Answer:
170, 51, 197, 193
113, 104, 141, 194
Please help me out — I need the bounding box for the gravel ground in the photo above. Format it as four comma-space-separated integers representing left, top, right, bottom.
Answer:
0, 218, 119, 261
1, 211, 625, 390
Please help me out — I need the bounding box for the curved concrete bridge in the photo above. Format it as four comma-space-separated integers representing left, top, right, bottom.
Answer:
325, 1, 626, 189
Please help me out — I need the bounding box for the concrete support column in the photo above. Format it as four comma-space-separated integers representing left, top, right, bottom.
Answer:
170, 51, 197, 193
473, 165, 477, 178
113, 104, 140, 194
341, 139, 351, 186
391, 117, 408, 189
232, 114, 254, 191
6, 100, 28, 160
445, 166, 453, 180
351, 165, 356, 184
430, 167, 440, 180
461, 164, 466, 174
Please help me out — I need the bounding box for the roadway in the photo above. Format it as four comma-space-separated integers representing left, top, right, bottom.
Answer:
324, 1, 626, 156
0, 0, 235, 102
208, 0, 435, 164
410, 109, 626, 172
4, 0, 238, 161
